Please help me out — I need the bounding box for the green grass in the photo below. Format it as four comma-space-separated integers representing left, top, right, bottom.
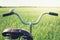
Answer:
0, 7, 60, 40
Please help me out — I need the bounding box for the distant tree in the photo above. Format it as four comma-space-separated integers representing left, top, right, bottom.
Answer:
0, 6, 2, 8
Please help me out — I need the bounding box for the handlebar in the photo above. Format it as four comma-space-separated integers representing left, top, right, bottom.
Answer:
2, 9, 58, 25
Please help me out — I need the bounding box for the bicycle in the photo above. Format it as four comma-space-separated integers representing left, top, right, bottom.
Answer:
2, 9, 58, 40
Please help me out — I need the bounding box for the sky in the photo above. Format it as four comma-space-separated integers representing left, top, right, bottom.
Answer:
0, 0, 60, 7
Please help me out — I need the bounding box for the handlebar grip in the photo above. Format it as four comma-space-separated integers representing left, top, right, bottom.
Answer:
3, 12, 14, 17
3, 9, 15, 17
49, 12, 58, 16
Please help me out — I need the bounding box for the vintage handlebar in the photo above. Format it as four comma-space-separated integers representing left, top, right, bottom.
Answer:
3, 9, 58, 25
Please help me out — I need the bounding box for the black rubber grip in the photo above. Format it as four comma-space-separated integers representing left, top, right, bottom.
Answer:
3, 12, 14, 17
49, 12, 58, 16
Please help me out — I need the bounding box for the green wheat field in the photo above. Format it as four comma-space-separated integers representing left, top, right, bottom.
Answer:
0, 7, 60, 40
